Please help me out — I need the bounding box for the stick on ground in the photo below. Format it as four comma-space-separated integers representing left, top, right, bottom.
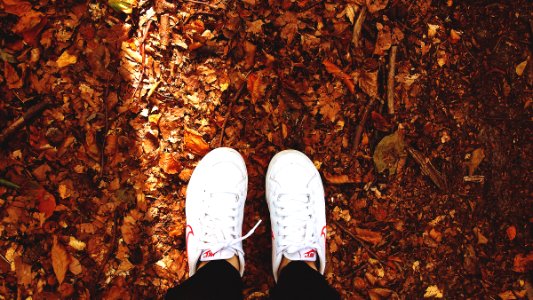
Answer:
353, 97, 376, 151
407, 146, 447, 190
387, 45, 398, 114
218, 73, 251, 147
0, 101, 48, 144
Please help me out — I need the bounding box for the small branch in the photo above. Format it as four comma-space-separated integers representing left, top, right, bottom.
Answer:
352, 6, 367, 48
332, 220, 384, 263
132, 20, 153, 100
182, 0, 220, 9
93, 210, 120, 293
352, 97, 376, 152
407, 146, 447, 190
218, 72, 251, 147
387, 45, 398, 114
0, 101, 48, 144
100, 87, 109, 177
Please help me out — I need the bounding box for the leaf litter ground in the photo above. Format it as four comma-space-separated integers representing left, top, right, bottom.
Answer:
0, 0, 532, 299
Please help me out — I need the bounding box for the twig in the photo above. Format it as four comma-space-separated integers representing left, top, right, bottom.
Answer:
218, 72, 251, 147
407, 146, 447, 190
352, 6, 367, 48
0, 253, 10, 264
0, 101, 48, 144
94, 210, 120, 293
183, 0, 220, 9
332, 220, 384, 263
100, 87, 109, 177
0, 178, 20, 189
352, 97, 376, 151
132, 20, 152, 100
387, 45, 397, 114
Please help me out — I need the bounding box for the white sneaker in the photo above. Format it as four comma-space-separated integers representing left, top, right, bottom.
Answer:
266, 150, 327, 281
185, 147, 261, 277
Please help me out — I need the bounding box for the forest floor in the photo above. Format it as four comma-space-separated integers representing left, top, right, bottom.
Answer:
1, 0, 532, 299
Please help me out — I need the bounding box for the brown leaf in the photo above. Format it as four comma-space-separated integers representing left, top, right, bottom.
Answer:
51, 236, 70, 284
159, 152, 182, 175
373, 23, 391, 56
465, 148, 484, 176
324, 172, 361, 184
498, 290, 517, 300
68, 256, 82, 275
355, 227, 382, 245
369, 288, 393, 300
243, 41, 257, 69
371, 111, 391, 131
31, 187, 56, 218
4, 61, 23, 89
14, 256, 32, 287
366, 0, 389, 13
516, 59, 528, 76
323, 60, 355, 94
513, 252, 533, 273
358, 70, 378, 98
184, 130, 210, 156
247, 72, 268, 104
2, 0, 33, 16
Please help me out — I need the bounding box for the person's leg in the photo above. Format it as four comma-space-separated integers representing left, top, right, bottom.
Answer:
270, 261, 340, 300
165, 260, 243, 300
165, 148, 261, 300
266, 150, 340, 299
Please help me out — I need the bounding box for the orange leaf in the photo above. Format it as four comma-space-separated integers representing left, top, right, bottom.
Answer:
35, 188, 56, 218
184, 130, 210, 156
159, 152, 182, 175
355, 227, 382, 245
247, 72, 267, 104
51, 236, 70, 284
324, 172, 361, 184
513, 252, 533, 273
506, 225, 516, 241
322, 60, 355, 94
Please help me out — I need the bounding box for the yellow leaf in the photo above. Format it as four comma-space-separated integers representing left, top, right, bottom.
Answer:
424, 285, 444, 298
56, 51, 77, 68
428, 24, 439, 38
68, 256, 82, 275
68, 236, 86, 251
516, 59, 528, 76
51, 236, 70, 284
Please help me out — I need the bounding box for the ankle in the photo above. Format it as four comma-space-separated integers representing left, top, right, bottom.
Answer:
277, 256, 318, 276
197, 255, 240, 272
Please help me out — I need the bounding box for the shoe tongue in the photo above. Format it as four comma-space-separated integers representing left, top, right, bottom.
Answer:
284, 247, 317, 262
199, 248, 235, 262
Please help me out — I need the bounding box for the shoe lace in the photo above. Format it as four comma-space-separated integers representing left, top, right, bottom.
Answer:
201, 191, 261, 254
275, 189, 320, 254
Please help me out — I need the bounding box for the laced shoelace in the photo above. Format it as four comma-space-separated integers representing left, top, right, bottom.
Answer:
201, 191, 261, 255
275, 190, 320, 254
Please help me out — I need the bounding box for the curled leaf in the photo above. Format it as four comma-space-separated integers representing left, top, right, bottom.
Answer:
323, 60, 355, 94
355, 227, 382, 245
184, 130, 210, 156
373, 128, 407, 174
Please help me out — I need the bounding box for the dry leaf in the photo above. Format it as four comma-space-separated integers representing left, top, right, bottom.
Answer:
498, 290, 517, 300
184, 130, 210, 156
373, 128, 406, 174
428, 24, 439, 38
366, 0, 389, 13
506, 226, 516, 241
68, 236, 86, 251
324, 172, 361, 184
358, 70, 378, 98
4, 61, 23, 89
424, 285, 444, 298
69, 256, 82, 275
450, 29, 461, 43
52, 236, 70, 284
56, 50, 78, 68
14, 256, 32, 287
355, 227, 382, 245
516, 59, 528, 76
247, 72, 268, 104
369, 288, 393, 300
159, 152, 182, 175
373, 23, 391, 56
31, 187, 56, 219
512, 252, 533, 273
243, 41, 257, 70
323, 60, 355, 94
473, 227, 488, 244
465, 148, 484, 176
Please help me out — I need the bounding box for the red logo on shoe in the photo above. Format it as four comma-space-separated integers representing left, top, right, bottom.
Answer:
304, 249, 316, 258
186, 225, 194, 246
320, 225, 327, 239
203, 250, 216, 258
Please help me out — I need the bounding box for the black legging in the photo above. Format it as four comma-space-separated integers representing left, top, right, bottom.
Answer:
165, 260, 340, 300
